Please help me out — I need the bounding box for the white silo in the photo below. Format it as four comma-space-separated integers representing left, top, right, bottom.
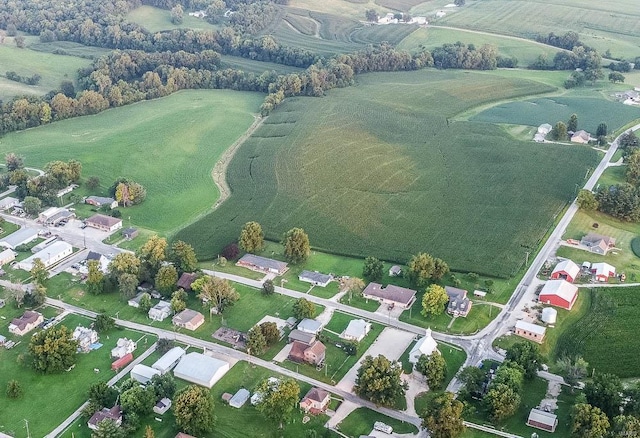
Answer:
541, 307, 557, 324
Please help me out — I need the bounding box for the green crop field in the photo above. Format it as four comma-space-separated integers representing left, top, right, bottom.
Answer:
220, 55, 304, 75
27, 41, 111, 59
556, 287, 640, 378
398, 27, 561, 67
375, 0, 431, 12
126, 5, 220, 33
175, 70, 599, 278
0, 89, 263, 234
436, 0, 640, 59
473, 97, 640, 133
0, 37, 92, 100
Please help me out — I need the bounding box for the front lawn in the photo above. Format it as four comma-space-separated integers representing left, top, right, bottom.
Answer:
400, 300, 500, 335
337, 407, 417, 437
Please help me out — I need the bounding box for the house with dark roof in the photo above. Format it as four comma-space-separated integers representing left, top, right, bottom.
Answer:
298, 270, 332, 287
445, 286, 472, 317
87, 406, 122, 430
177, 272, 198, 291
122, 227, 139, 240
288, 329, 316, 345
9, 310, 43, 336
361, 282, 416, 309
85, 214, 122, 232
237, 254, 288, 275
300, 387, 331, 414
85, 196, 117, 209
580, 233, 615, 255
288, 340, 325, 365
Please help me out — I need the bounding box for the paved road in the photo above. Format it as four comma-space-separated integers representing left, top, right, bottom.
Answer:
44, 298, 424, 432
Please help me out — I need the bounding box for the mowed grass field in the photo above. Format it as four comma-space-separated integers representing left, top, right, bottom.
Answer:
556, 287, 640, 378
472, 97, 640, 133
126, 5, 220, 32
398, 27, 561, 67
437, 0, 640, 59
0, 37, 92, 100
176, 70, 599, 277
0, 89, 263, 234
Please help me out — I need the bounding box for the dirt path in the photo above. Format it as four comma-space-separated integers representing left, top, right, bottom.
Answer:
211, 115, 266, 210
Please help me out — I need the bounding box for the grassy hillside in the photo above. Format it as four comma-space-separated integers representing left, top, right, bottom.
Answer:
556, 287, 640, 378
126, 5, 221, 32
0, 90, 263, 234
175, 70, 600, 277
437, 0, 640, 59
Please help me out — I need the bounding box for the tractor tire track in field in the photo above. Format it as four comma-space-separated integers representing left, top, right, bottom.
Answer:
211, 114, 266, 210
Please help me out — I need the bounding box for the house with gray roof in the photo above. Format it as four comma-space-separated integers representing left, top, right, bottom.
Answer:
237, 254, 288, 275
445, 286, 472, 317
581, 233, 616, 255
0, 227, 39, 250
85, 196, 118, 209
362, 282, 416, 308
297, 318, 323, 334
288, 329, 316, 345
298, 270, 332, 287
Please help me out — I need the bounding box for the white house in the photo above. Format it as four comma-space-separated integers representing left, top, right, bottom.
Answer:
148, 301, 172, 321
0, 196, 18, 210
85, 251, 110, 273
298, 270, 332, 287
130, 364, 160, 384
297, 318, 323, 334
173, 352, 230, 388
17, 241, 73, 271
0, 227, 39, 249
409, 328, 439, 364
340, 319, 371, 342
0, 248, 16, 266
152, 346, 186, 374
128, 292, 146, 308
111, 338, 137, 359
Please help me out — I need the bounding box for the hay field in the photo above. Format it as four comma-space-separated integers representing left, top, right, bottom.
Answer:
126, 5, 220, 33
175, 70, 600, 277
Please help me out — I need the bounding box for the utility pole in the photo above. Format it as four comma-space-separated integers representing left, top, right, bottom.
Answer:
24, 419, 30, 438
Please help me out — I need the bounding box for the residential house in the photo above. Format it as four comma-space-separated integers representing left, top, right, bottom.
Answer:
388, 265, 402, 277
571, 130, 591, 143
550, 259, 580, 283
130, 364, 160, 384
173, 352, 230, 388
122, 227, 139, 240
340, 319, 371, 342
297, 318, 323, 335
85, 214, 122, 232
87, 406, 122, 430
298, 270, 332, 287
515, 320, 546, 344
0, 334, 6, 345
111, 338, 136, 359
361, 282, 417, 309
148, 301, 172, 321
299, 387, 331, 414
591, 262, 616, 282
16, 241, 73, 271
527, 408, 558, 432
580, 233, 616, 255
537, 123, 552, 135
445, 286, 472, 317
153, 398, 172, 415
86, 251, 110, 273
31, 237, 57, 253
8, 310, 43, 336
0, 227, 39, 250
127, 292, 146, 308
288, 329, 316, 345
408, 328, 438, 364
288, 340, 325, 365
176, 272, 198, 291
85, 196, 118, 210
39, 207, 62, 223
111, 353, 134, 371
0, 196, 18, 210
72, 326, 99, 352
236, 253, 288, 275
538, 280, 578, 310
172, 309, 205, 331
56, 184, 77, 198
229, 388, 250, 408
0, 248, 16, 266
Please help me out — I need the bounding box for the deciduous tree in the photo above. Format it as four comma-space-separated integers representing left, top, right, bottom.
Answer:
416, 352, 447, 390
30, 258, 49, 286
568, 113, 578, 132
109, 253, 141, 278
94, 314, 115, 332
282, 227, 311, 263
5, 153, 24, 171
149, 373, 176, 400
611, 415, 640, 437
155, 265, 178, 296
596, 122, 608, 137
6, 380, 23, 399
457, 366, 486, 399
170, 240, 198, 273
121, 385, 155, 416
557, 355, 588, 389
173, 385, 216, 436
88, 382, 118, 408
86, 260, 105, 295
421, 284, 449, 317
505, 342, 542, 380
138, 292, 152, 313
609, 72, 625, 83
354, 355, 406, 407
260, 321, 280, 346
585, 373, 623, 419
577, 189, 599, 210
23, 196, 42, 216
138, 235, 167, 276
256, 378, 300, 429
484, 383, 520, 422
118, 273, 139, 299
144, 425, 155, 438
29, 325, 78, 373
550, 121, 568, 141
171, 289, 187, 313
363, 256, 384, 281
292, 297, 315, 320
239, 221, 264, 253
193, 276, 239, 315
91, 419, 124, 438
262, 279, 275, 295
571, 403, 610, 438
408, 252, 446, 286
421, 391, 465, 438
247, 325, 267, 355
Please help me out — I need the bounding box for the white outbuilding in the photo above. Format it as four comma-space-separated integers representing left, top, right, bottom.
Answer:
152, 346, 186, 374
408, 328, 438, 364
17, 241, 73, 271
541, 307, 558, 324
130, 364, 160, 384
340, 319, 371, 342
173, 352, 230, 388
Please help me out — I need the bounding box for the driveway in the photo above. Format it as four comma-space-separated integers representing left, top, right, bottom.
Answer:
336, 327, 416, 393
272, 343, 292, 363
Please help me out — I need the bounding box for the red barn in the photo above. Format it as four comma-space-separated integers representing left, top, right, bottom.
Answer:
539, 280, 578, 311
111, 352, 134, 371
550, 259, 580, 283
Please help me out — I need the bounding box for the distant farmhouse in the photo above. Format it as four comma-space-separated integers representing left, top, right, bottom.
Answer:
85, 196, 118, 210
580, 233, 615, 255
515, 320, 546, 344
237, 254, 288, 275
570, 130, 591, 144
362, 282, 417, 309
298, 270, 332, 287
445, 286, 472, 317
85, 214, 122, 232
9, 310, 43, 336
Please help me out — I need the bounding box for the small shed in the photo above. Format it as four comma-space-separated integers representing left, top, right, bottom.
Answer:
515, 320, 546, 344
123, 227, 139, 240
473, 290, 486, 298
111, 352, 134, 371
527, 408, 558, 432
153, 398, 172, 415
229, 388, 250, 408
